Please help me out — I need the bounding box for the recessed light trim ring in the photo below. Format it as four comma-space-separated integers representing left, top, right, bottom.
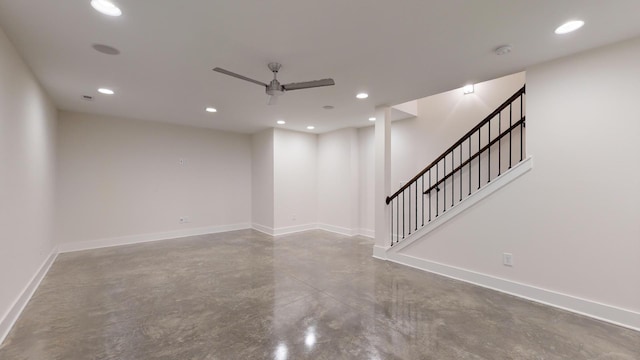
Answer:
91, 0, 122, 16
555, 20, 584, 34
98, 88, 114, 95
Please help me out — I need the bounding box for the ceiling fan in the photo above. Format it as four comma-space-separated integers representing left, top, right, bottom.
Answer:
213, 62, 335, 105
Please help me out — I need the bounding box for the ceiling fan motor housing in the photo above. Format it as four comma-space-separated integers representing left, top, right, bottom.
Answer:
266, 79, 284, 96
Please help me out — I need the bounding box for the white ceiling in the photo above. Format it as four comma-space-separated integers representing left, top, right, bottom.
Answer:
1, 1, 639, 134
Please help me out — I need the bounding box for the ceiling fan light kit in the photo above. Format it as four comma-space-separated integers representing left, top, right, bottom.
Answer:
213, 63, 335, 105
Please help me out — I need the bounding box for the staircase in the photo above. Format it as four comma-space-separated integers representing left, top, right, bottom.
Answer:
386, 86, 526, 247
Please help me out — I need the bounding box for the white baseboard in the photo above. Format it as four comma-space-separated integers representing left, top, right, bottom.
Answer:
317, 223, 357, 237
372, 245, 389, 260
315, 225, 375, 239
273, 223, 317, 236
253, 223, 368, 238
251, 223, 317, 236
386, 252, 640, 332
389, 157, 533, 254
0, 249, 58, 345
58, 223, 251, 253
251, 223, 274, 236
357, 228, 375, 238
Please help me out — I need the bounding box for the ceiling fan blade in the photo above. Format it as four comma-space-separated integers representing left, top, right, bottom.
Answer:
267, 95, 278, 105
213, 67, 268, 87
282, 78, 335, 91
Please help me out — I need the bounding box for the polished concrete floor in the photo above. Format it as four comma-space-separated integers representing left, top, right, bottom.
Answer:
1, 230, 639, 359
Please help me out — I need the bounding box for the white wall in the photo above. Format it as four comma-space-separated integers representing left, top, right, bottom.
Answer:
358, 72, 526, 237
0, 27, 57, 338
391, 72, 526, 189
317, 128, 359, 234
400, 37, 640, 314
251, 129, 275, 230
273, 129, 317, 231
56, 112, 252, 245
358, 126, 375, 236
254, 127, 366, 236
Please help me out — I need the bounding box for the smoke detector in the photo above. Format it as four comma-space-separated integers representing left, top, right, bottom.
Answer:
495, 45, 512, 56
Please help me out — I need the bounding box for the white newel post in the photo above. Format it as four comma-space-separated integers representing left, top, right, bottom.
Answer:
373, 106, 391, 258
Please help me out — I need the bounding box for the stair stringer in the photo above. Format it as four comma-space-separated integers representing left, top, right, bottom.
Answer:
374, 156, 533, 259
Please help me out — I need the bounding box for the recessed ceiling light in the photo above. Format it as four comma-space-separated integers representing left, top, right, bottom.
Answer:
463, 84, 474, 94
98, 88, 114, 95
555, 20, 584, 35
90, 0, 122, 17
356, 93, 369, 99
322, 105, 334, 110
277, 120, 286, 125
307, 126, 315, 130
205, 107, 217, 113
368, 117, 376, 122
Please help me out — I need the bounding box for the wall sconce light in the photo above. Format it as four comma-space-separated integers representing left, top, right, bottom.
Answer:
463, 84, 475, 94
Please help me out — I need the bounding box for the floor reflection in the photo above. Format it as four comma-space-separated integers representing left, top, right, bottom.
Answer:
0, 229, 638, 360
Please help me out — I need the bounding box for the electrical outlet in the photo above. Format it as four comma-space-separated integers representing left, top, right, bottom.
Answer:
179, 216, 190, 224
503, 253, 514, 267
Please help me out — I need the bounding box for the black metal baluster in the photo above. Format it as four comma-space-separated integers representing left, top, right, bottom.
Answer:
459, 144, 462, 201
396, 196, 399, 243
402, 190, 405, 239
451, 152, 454, 208
443, 157, 446, 212
435, 164, 439, 217
477, 129, 481, 190
520, 94, 524, 161
428, 169, 432, 222
509, 103, 512, 169
468, 137, 471, 195
421, 175, 424, 226
390, 199, 394, 246
488, 118, 491, 183
408, 185, 411, 235
498, 112, 502, 176
415, 181, 418, 231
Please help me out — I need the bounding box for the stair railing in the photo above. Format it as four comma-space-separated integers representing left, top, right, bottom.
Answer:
386, 85, 526, 246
